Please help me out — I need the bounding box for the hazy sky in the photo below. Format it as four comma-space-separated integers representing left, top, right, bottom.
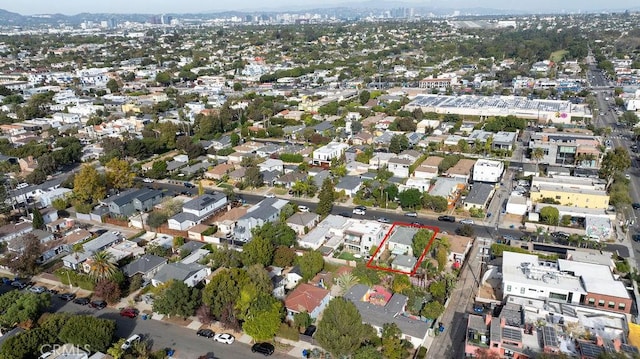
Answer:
1, 0, 637, 15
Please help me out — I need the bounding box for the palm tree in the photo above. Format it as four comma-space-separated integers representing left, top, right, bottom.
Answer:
532, 147, 545, 163
335, 272, 359, 295
88, 251, 117, 282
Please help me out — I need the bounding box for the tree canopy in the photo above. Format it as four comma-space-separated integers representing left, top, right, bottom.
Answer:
153, 280, 201, 319
316, 297, 372, 358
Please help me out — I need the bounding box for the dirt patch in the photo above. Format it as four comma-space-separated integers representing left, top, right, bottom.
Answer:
162, 316, 192, 326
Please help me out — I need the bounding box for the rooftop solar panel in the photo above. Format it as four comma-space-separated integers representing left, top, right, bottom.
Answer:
502, 327, 522, 342
542, 326, 559, 348
580, 341, 603, 358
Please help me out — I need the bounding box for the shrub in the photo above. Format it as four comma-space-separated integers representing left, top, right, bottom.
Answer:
277, 322, 300, 341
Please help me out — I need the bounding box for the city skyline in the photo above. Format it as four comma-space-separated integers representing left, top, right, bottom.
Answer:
1, 0, 639, 15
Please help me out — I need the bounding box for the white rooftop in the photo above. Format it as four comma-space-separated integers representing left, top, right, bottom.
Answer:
502, 251, 586, 294
557, 259, 629, 299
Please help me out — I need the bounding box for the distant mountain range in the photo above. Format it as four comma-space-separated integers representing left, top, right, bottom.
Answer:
0, 2, 639, 27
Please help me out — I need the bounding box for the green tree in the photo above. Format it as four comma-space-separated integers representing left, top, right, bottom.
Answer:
399, 188, 422, 209
242, 292, 283, 341
244, 165, 264, 188
389, 134, 409, 154
421, 300, 445, 319
456, 224, 475, 237
242, 235, 275, 267
148, 160, 168, 179
382, 323, 409, 359
316, 297, 370, 358
153, 280, 200, 318
540, 206, 560, 226
57, 315, 116, 353
73, 164, 106, 204
233, 82, 243, 91
0, 291, 51, 328
599, 147, 631, 189
93, 279, 122, 304
293, 311, 312, 331
252, 222, 297, 247
230, 133, 241, 146
428, 280, 447, 302
317, 177, 335, 216
105, 158, 134, 190
353, 346, 384, 359
392, 274, 411, 294
202, 268, 249, 319
411, 229, 433, 258
32, 207, 44, 229
359, 90, 371, 105
2, 233, 42, 275
296, 251, 324, 280
273, 246, 296, 267
106, 78, 120, 93
146, 211, 168, 229
335, 272, 360, 295
155, 71, 173, 86
87, 251, 118, 282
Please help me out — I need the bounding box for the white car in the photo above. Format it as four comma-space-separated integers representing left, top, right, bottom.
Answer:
298, 205, 309, 212
214, 333, 235, 344
29, 286, 46, 294
121, 334, 141, 350
265, 194, 275, 198
142, 178, 153, 183
459, 219, 474, 225
353, 206, 366, 215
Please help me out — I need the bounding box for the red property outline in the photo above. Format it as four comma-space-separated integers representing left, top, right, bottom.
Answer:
366, 222, 439, 276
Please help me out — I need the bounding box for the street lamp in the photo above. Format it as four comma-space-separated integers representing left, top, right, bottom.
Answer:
66, 270, 72, 289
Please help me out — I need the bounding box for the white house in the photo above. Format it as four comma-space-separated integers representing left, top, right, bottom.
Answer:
312, 142, 349, 166
38, 187, 72, 207
472, 159, 504, 183
387, 157, 412, 178
182, 192, 227, 219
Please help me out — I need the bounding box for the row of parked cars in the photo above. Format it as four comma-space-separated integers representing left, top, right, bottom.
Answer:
195, 328, 275, 356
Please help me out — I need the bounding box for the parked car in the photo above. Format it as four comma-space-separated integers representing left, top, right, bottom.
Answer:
120, 308, 138, 318
11, 281, 26, 289
338, 212, 352, 218
73, 297, 90, 305
184, 182, 195, 188
196, 329, 215, 338
298, 205, 309, 212
251, 342, 275, 356
459, 219, 474, 225
142, 178, 153, 183
90, 300, 107, 309
411, 222, 423, 227
404, 212, 418, 217
265, 194, 275, 198
633, 203, 640, 210
633, 234, 640, 242
437, 215, 455, 222
213, 333, 235, 344
28, 286, 46, 294
377, 217, 390, 223
121, 334, 142, 350
0, 277, 10, 285
58, 293, 76, 301
352, 206, 366, 215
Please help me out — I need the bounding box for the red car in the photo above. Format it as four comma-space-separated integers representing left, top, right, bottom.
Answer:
119, 308, 138, 318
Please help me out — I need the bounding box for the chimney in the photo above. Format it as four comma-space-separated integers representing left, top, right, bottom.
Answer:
595, 336, 604, 347
500, 317, 506, 328
613, 338, 622, 352
485, 314, 492, 326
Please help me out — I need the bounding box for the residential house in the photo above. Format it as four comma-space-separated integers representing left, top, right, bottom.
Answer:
445, 159, 476, 182
284, 283, 332, 320
385, 226, 420, 257
392, 255, 418, 273
446, 234, 473, 269
368, 152, 396, 170
213, 206, 248, 236
335, 176, 362, 197
430, 177, 467, 206
387, 157, 412, 178
298, 215, 349, 250
210, 135, 231, 150
414, 156, 443, 180
258, 158, 284, 173
267, 266, 287, 299
62, 231, 122, 270
312, 142, 349, 166
352, 132, 373, 145
285, 266, 304, 290
286, 212, 320, 236
234, 198, 289, 242
121, 254, 168, 281
0, 221, 33, 243
256, 144, 280, 158
464, 183, 495, 210
152, 262, 211, 287
7, 229, 55, 253
344, 284, 429, 348
492, 131, 517, 151
473, 159, 504, 183
105, 188, 163, 218
343, 219, 388, 256
204, 163, 235, 180
38, 188, 72, 207
183, 192, 227, 219
275, 171, 307, 189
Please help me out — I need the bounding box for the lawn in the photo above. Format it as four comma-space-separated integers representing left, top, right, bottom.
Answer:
550, 50, 568, 63
337, 251, 359, 261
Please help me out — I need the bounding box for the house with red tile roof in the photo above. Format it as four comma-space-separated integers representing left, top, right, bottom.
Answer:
284, 283, 332, 320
